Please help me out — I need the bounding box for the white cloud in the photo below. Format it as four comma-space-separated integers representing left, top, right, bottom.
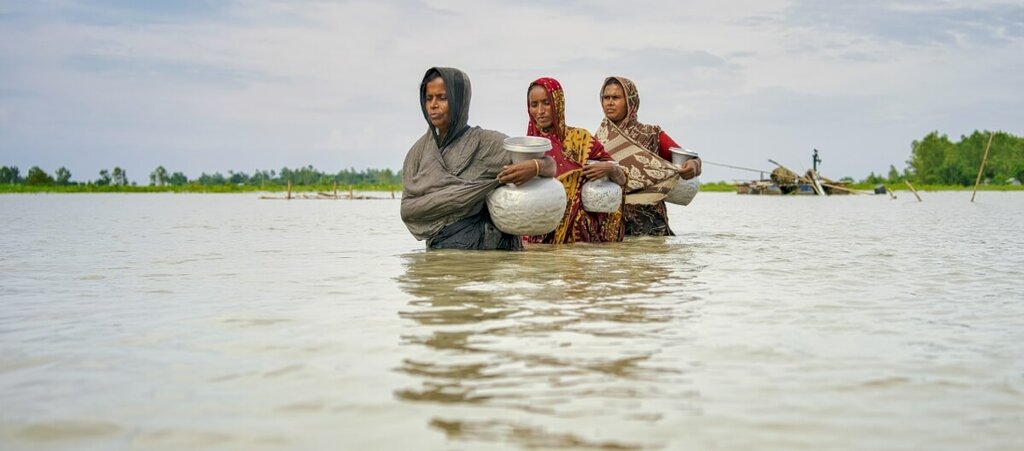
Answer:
1, 0, 1022, 183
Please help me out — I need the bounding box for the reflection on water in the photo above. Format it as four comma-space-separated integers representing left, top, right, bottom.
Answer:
2, 193, 1023, 450
396, 240, 705, 449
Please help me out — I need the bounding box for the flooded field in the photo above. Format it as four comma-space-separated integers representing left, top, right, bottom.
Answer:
1, 192, 1022, 450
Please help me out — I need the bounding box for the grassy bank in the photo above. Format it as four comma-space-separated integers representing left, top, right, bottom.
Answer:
3, 182, 1021, 194
701, 181, 1023, 193
699, 181, 737, 192
846, 182, 1024, 192
5, 182, 737, 194
699, 181, 1024, 193
0, 184, 402, 194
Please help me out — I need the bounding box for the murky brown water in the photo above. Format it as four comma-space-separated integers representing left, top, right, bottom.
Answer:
1, 192, 1022, 450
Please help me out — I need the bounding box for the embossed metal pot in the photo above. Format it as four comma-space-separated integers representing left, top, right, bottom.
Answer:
487, 137, 567, 236
665, 148, 700, 206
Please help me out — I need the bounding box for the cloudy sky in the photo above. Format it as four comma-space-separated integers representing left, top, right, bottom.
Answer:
2, 0, 1022, 183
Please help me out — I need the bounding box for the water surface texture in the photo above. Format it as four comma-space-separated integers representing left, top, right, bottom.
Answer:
1, 192, 1022, 450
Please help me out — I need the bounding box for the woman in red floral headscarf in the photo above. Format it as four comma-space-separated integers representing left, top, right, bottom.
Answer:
524, 77, 627, 244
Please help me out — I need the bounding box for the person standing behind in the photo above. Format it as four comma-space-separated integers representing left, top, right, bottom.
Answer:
596, 76, 701, 236
523, 77, 627, 244
401, 67, 555, 250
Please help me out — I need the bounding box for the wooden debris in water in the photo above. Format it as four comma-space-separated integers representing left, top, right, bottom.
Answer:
884, 186, 897, 200
904, 180, 923, 202
971, 132, 995, 202
259, 191, 391, 200
820, 182, 872, 195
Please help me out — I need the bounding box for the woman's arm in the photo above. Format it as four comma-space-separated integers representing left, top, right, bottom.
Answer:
679, 158, 701, 179
580, 137, 627, 186
657, 131, 678, 161
581, 161, 626, 186
400, 178, 499, 223
659, 131, 701, 179
496, 156, 555, 185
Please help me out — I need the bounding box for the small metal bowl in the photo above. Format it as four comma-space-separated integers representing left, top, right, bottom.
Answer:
670, 147, 699, 165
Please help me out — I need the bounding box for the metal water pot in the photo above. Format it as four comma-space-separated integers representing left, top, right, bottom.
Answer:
580, 161, 622, 213
664, 147, 700, 206
487, 137, 567, 236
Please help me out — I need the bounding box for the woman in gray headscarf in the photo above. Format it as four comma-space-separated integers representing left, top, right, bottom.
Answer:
401, 67, 555, 250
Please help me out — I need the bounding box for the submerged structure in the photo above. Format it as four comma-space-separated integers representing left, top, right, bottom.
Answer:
734, 150, 860, 196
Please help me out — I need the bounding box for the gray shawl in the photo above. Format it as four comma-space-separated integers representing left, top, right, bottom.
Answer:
400, 67, 510, 240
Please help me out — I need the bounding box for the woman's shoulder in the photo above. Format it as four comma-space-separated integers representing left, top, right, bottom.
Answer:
473, 127, 509, 145
565, 126, 600, 150
565, 126, 595, 141
636, 121, 662, 134
406, 131, 434, 157
411, 131, 433, 146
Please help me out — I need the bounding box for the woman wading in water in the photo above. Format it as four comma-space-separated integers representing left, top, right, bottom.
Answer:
400, 67, 555, 250
523, 77, 626, 244
596, 76, 701, 236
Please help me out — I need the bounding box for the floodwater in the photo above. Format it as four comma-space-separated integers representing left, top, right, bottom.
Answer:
1, 192, 1022, 450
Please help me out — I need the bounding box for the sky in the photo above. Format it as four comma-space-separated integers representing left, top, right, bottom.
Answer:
1, 0, 1022, 184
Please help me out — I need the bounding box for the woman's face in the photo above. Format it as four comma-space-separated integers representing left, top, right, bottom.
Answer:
528, 85, 554, 131
602, 82, 627, 123
424, 77, 450, 135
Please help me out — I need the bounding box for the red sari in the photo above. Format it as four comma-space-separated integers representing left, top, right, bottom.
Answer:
525, 78, 623, 244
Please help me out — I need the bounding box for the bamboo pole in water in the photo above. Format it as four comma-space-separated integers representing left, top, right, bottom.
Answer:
809, 170, 826, 196
287, 181, 292, 200
333, 181, 338, 199
820, 182, 871, 195
971, 132, 995, 202
348, 185, 354, 200
904, 180, 922, 202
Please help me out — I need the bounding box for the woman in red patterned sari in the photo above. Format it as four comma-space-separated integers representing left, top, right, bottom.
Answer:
524, 77, 627, 244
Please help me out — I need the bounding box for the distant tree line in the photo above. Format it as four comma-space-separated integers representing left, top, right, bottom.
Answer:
2, 165, 83, 186
0, 165, 403, 188
181, 166, 402, 187
862, 130, 1023, 186
0, 165, 135, 187
5, 131, 1021, 189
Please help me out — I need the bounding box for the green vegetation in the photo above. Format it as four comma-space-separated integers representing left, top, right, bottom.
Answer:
846, 182, 1024, 192
858, 130, 1023, 187
4, 130, 1022, 194
0, 183, 402, 194
699, 181, 736, 192
0, 165, 402, 193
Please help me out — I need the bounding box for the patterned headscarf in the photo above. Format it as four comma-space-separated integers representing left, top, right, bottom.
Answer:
526, 77, 567, 143
596, 76, 662, 153
524, 77, 622, 244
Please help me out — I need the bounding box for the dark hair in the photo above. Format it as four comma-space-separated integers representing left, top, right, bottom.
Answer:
604, 78, 622, 88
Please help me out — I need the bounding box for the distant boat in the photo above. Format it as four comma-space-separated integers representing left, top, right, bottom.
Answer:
733, 151, 867, 196
734, 179, 783, 195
